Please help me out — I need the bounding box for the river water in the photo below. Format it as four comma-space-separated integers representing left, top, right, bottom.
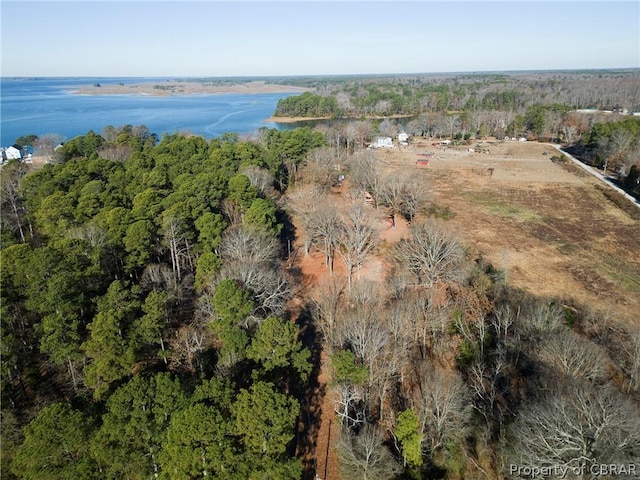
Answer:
0, 77, 302, 146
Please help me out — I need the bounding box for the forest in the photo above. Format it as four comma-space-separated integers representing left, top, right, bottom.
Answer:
1, 126, 325, 479
273, 70, 640, 120
2, 77, 640, 479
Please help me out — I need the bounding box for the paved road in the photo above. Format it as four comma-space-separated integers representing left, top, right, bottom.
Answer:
550, 144, 640, 209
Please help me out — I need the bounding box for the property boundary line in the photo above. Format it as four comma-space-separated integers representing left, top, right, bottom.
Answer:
550, 144, 640, 209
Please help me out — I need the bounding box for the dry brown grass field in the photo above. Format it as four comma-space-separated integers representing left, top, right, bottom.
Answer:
375, 140, 640, 326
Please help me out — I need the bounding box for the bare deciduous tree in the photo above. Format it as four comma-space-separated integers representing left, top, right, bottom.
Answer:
335, 382, 367, 428
340, 306, 389, 373
285, 184, 324, 255
342, 122, 359, 153
346, 279, 386, 312
621, 140, 640, 177
140, 263, 182, 299
168, 322, 213, 374
353, 120, 374, 150
309, 202, 342, 274
519, 301, 565, 337
218, 225, 279, 267
455, 306, 489, 360
417, 293, 452, 360
215, 226, 290, 318
97, 144, 132, 163
392, 220, 468, 288
467, 344, 512, 427
537, 330, 609, 384
33, 133, 65, 161
594, 326, 640, 394
446, 114, 460, 139
562, 122, 578, 145
67, 223, 106, 251
0, 161, 30, 242
240, 165, 273, 196
416, 367, 471, 454
377, 118, 400, 138
302, 146, 341, 189
621, 331, 640, 393
335, 282, 400, 420
336, 204, 378, 291
388, 299, 417, 387
507, 383, 640, 475
326, 123, 347, 156
221, 197, 243, 227
378, 171, 430, 226
491, 304, 517, 340
311, 276, 346, 349
161, 210, 193, 281
336, 425, 402, 480
219, 261, 290, 318
348, 151, 382, 206
609, 128, 634, 162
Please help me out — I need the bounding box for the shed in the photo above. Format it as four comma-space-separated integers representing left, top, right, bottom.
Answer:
373, 137, 394, 148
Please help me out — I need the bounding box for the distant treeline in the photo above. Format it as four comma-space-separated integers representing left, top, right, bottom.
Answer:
271, 70, 640, 120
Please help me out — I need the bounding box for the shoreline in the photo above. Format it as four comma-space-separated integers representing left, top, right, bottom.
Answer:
263, 115, 332, 123
264, 113, 416, 123
68, 80, 309, 96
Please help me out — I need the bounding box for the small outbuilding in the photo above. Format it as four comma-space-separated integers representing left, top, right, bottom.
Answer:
373, 137, 394, 148
4, 145, 22, 160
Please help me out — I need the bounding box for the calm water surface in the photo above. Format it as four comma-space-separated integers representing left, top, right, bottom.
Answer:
1, 77, 302, 146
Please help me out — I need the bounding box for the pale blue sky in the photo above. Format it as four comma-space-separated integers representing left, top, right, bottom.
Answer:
2, 1, 638, 76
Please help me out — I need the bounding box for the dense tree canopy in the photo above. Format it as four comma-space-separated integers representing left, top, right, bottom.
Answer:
275, 91, 341, 118
1, 126, 315, 480
11, 403, 97, 480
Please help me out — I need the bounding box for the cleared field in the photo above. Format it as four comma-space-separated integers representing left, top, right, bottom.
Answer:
377, 140, 640, 325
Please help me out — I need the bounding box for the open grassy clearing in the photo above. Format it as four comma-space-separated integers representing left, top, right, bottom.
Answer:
378, 140, 640, 325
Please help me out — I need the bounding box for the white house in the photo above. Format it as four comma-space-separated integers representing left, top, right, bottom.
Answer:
5, 145, 22, 160
397, 132, 409, 144
373, 137, 394, 148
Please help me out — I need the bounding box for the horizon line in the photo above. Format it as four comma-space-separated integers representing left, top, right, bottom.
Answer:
3, 67, 640, 80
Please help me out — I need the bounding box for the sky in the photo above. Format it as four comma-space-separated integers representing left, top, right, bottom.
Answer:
1, 1, 639, 77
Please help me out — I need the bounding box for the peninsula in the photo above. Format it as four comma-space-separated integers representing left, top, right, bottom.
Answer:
69, 80, 308, 96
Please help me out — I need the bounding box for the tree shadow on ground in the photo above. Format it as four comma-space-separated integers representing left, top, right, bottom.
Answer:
293, 303, 328, 480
